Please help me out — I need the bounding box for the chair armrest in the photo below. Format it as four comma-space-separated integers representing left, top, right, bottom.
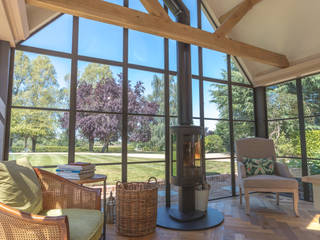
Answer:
0, 202, 69, 239
34, 168, 101, 211
237, 161, 247, 179
274, 162, 294, 178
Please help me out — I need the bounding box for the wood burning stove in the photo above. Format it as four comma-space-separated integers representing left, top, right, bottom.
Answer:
169, 125, 205, 221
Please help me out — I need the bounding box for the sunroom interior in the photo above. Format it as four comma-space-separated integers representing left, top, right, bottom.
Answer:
0, 0, 320, 239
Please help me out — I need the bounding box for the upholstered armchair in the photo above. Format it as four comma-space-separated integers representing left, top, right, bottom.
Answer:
236, 138, 299, 216
0, 160, 103, 240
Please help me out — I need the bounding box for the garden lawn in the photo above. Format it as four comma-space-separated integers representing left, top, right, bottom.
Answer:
9, 153, 232, 184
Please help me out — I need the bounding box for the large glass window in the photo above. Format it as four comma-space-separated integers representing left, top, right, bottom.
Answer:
10, 8, 255, 200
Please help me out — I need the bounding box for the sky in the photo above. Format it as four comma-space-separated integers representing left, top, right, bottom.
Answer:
20, 0, 235, 131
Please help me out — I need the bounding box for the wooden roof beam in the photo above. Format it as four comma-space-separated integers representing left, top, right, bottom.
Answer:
219, 0, 262, 24
139, 0, 170, 21
26, 0, 289, 68
215, 0, 262, 37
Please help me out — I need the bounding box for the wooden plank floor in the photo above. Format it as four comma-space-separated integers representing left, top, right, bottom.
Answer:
105, 193, 320, 240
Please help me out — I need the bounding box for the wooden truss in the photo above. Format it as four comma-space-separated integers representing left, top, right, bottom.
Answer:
26, 0, 289, 68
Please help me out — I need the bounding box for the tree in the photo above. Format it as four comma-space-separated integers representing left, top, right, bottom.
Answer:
136, 74, 177, 152
209, 61, 254, 152
11, 52, 63, 152
79, 63, 113, 85
205, 134, 225, 153
64, 63, 159, 152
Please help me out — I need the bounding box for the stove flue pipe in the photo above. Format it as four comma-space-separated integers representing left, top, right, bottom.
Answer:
164, 0, 192, 126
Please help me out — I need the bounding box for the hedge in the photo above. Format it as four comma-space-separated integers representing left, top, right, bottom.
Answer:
11, 145, 123, 153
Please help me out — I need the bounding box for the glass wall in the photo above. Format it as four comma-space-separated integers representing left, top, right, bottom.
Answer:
267, 74, 320, 200
8, 0, 254, 202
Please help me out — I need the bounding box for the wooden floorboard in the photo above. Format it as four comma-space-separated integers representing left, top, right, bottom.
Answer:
105, 193, 320, 240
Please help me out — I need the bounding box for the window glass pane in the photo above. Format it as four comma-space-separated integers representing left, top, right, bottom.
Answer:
268, 119, 300, 157
168, 6, 176, 22
278, 158, 302, 178
22, 15, 73, 53
193, 118, 200, 126
128, 162, 165, 183
9, 109, 68, 166
128, 116, 165, 161
206, 159, 232, 199
170, 117, 178, 126
232, 86, 254, 120
205, 120, 230, 159
78, 18, 123, 61
77, 61, 122, 112
201, 10, 214, 32
233, 121, 255, 144
192, 79, 200, 117
308, 160, 320, 176
191, 45, 199, 76
267, 81, 298, 119
305, 117, 320, 159
169, 75, 178, 116
129, 0, 147, 12
12, 51, 71, 109
204, 81, 228, 119
169, 40, 177, 71
95, 165, 121, 185
128, 69, 164, 115
74, 113, 122, 158
103, 0, 122, 5
183, 0, 198, 28
231, 59, 251, 85
129, 30, 164, 68
302, 74, 320, 116
203, 49, 226, 79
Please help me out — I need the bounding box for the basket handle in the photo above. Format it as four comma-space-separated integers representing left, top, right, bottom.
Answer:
148, 177, 158, 184
116, 181, 122, 188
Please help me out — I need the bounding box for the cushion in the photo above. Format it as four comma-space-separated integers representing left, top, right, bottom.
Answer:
243, 157, 274, 176
0, 158, 43, 214
243, 175, 298, 189
40, 208, 103, 240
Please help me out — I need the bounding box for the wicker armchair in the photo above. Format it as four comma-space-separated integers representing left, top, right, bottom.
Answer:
0, 168, 101, 240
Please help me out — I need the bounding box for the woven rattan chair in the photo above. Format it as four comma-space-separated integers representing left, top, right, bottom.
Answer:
236, 138, 299, 216
0, 168, 102, 240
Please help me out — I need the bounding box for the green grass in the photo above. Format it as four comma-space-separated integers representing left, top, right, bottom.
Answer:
9, 153, 231, 184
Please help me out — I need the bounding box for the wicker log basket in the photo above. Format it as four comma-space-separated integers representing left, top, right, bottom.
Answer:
116, 177, 159, 237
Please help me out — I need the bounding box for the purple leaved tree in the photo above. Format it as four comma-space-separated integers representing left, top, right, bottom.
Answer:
60, 71, 159, 152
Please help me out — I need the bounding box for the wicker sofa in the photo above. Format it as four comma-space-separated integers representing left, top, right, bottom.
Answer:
0, 159, 103, 240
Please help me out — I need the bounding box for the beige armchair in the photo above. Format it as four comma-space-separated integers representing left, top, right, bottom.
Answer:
236, 138, 299, 216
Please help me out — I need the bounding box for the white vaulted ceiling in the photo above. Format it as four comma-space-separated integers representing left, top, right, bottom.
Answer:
202, 0, 320, 86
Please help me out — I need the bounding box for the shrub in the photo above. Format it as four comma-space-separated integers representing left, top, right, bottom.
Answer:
205, 134, 226, 153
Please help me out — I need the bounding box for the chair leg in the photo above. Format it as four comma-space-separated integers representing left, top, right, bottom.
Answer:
293, 189, 299, 217
239, 185, 242, 205
276, 192, 280, 206
245, 189, 250, 215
